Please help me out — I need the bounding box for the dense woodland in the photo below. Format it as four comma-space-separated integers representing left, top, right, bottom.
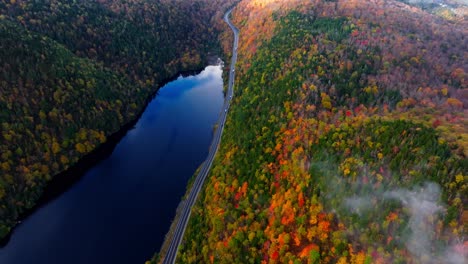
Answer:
173, 0, 467, 263
0, 0, 237, 240
1, 0, 466, 262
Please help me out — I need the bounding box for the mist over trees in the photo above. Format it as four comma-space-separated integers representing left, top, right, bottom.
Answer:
174, 0, 467, 263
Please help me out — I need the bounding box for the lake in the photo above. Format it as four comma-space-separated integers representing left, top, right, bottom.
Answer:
0, 64, 224, 264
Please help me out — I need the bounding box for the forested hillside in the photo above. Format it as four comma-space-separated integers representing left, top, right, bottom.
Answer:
178, 0, 467, 263
398, 0, 468, 21
0, 0, 234, 240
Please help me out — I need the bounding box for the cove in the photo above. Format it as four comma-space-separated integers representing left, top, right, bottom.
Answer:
0, 64, 225, 264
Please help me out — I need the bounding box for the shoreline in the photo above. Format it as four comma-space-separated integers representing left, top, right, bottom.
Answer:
0, 64, 210, 248
154, 63, 231, 264
153, 7, 238, 262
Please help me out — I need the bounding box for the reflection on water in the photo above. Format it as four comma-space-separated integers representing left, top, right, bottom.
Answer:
0, 65, 224, 264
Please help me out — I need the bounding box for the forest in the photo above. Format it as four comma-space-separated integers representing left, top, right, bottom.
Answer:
0, 0, 466, 263
172, 0, 467, 263
0, 0, 235, 240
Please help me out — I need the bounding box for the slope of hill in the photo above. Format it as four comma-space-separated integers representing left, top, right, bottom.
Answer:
0, 0, 234, 240
178, 0, 467, 263
398, 0, 468, 21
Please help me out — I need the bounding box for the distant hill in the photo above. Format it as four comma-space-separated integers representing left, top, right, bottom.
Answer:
398, 0, 468, 20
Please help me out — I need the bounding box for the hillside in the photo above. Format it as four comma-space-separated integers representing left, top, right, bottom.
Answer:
177, 0, 467, 263
0, 0, 234, 240
398, 0, 468, 21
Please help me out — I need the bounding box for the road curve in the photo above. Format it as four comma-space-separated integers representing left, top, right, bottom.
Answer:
162, 8, 239, 264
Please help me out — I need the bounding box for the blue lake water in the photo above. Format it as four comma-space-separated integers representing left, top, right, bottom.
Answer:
0, 65, 224, 264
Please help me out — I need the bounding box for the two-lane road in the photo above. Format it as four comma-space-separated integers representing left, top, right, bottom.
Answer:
162, 8, 239, 264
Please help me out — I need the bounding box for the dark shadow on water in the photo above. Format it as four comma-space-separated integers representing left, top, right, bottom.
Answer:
0, 67, 204, 248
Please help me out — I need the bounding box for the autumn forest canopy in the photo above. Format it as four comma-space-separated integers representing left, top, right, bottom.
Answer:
171, 0, 467, 263
0, 0, 466, 263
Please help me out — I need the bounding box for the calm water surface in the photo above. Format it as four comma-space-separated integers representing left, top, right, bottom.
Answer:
0, 65, 224, 264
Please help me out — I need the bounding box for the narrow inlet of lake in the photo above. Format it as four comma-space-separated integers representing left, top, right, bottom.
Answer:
0, 64, 225, 264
